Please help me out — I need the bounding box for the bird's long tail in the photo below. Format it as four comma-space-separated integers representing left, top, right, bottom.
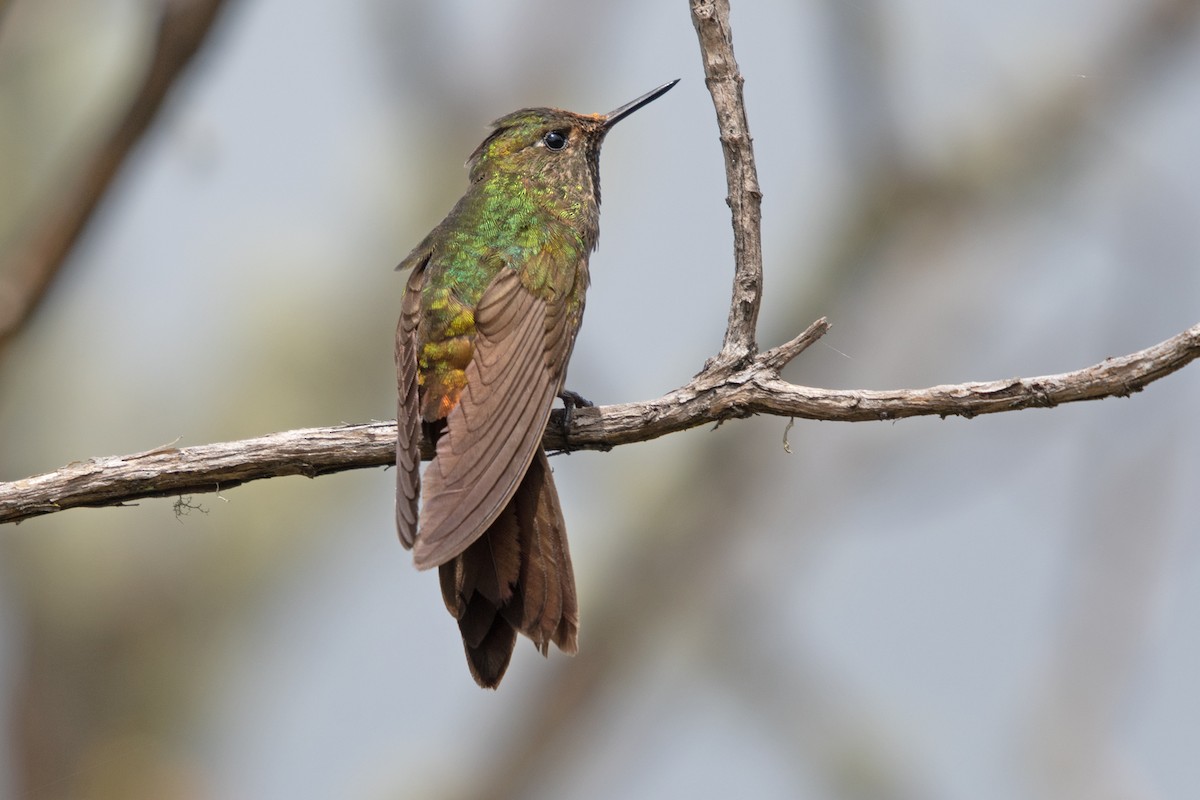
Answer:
437, 447, 579, 688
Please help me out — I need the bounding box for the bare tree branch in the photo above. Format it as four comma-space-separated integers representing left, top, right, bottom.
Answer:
691, 0, 763, 365
0, 0, 231, 350
2, 320, 1197, 525
0, 0, 1197, 527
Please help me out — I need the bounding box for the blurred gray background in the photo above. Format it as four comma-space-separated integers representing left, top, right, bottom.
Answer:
1, 1, 1198, 798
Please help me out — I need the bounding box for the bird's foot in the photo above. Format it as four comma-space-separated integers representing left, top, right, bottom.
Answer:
557, 389, 595, 453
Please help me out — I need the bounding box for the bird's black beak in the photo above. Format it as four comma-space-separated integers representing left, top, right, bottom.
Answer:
603, 79, 680, 129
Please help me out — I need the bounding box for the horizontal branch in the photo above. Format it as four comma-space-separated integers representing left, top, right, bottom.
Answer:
2, 319, 1196, 525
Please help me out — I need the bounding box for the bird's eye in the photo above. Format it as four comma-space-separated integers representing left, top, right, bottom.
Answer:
543, 130, 568, 151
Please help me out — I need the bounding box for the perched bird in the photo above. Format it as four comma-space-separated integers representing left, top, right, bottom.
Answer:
395, 80, 678, 688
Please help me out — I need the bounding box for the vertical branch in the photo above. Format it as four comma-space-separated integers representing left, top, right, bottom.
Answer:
690, 0, 764, 366
0, 0, 231, 352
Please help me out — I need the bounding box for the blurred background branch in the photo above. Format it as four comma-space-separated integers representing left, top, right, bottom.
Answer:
0, 0, 230, 351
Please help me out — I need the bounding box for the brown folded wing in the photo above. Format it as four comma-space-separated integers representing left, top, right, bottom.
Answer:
395, 258, 426, 549
413, 268, 569, 569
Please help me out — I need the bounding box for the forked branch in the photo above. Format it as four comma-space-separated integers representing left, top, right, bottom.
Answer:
0, 0, 1196, 526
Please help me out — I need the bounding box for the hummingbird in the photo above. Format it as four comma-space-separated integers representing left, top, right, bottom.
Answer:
395, 79, 679, 688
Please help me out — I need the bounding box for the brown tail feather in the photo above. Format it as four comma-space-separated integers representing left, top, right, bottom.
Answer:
438, 447, 579, 688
